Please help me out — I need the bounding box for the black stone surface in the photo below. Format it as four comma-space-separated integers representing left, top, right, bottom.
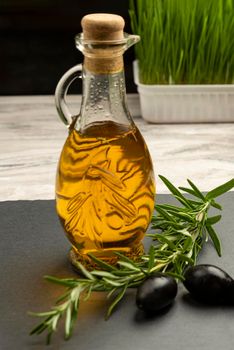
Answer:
0, 194, 234, 349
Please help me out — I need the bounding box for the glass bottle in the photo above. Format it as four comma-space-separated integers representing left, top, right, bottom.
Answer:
55, 14, 155, 268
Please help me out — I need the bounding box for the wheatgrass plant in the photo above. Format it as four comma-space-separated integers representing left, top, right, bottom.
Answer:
129, 0, 234, 84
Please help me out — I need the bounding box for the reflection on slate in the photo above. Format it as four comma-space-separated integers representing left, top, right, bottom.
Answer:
0, 194, 234, 350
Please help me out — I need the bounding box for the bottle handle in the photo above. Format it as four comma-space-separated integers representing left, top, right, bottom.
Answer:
55, 64, 82, 126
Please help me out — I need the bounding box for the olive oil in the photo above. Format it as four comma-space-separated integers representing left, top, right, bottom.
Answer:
56, 121, 155, 264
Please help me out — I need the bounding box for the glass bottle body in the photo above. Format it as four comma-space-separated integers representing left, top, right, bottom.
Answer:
56, 67, 155, 265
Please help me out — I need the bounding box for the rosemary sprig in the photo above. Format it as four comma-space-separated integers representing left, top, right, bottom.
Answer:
30, 176, 234, 344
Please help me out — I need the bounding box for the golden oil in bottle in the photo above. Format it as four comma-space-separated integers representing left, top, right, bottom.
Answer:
56, 121, 155, 265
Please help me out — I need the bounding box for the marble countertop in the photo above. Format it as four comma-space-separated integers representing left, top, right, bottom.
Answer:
1, 95, 234, 201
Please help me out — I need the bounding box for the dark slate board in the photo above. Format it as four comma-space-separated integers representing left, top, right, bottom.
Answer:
0, 194, 234, 350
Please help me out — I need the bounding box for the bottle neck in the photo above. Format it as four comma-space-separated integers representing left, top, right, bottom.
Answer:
84, 55, 124, 75
76, 64, 133, 132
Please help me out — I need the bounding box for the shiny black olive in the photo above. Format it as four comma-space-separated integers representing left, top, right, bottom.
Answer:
183, 264, 234, 304
136, 272, 178, 313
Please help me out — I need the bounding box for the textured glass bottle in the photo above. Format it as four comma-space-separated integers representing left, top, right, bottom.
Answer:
55, 14, 155, 267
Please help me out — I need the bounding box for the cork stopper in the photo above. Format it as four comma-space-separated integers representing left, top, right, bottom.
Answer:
81, 13, 125, 41
81, 13, 125, 74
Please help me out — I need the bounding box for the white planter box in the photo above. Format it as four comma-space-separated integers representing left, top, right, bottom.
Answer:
133, 61, 234, 123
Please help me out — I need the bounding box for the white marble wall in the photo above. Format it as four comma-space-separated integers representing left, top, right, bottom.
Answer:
0, 95, 234, 201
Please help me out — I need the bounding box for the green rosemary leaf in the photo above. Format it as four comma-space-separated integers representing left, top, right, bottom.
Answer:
147, 245, 156, 272
173, 195, 194, 209
70, 286, 82, 307
56, 291, 73, 304
153, 234, 176, 250
35, 324, 51, 337
65, 305, 72, 339
29, 310, 57, 317
150, 219, 165, 227
154, 204, 187, 212
188, 200, 205, 206
158, 175, 182, 197
152, 219, 184, 230
46, 331, 53, 345
155, 205, 176, 222
210, 200, 222, 210
73, 262, 96, 281
114, 252, 139, 266
206, 224, 222, 256
88, 253, 118, 272
106, 284, 128, 320
91, 270, 119, 280
206, 178, 234, 200
44, 276, 78, 287
182, 236, 193, 252
168, 210, 195, 222
165, 271, 184, 281
30, 317, 51, 335
107, 287, 118, 299
187, 179, 206, 200
179, 186, 198, 197
102, 278, 124, 288
173, 259, 182, 275
70, 306, 78, 335
64, 296, 79, 340
113, 270, 137, 277
159, 175, 193, 208
117, 261, 141, 271
151, 222, 172, 230
83, 285, 92, 301
52, 314, 61, 332
177, 254, 194, 265
206, 215, 222, 225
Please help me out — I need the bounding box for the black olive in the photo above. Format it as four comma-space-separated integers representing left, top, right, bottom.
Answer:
136, 272, 178, 313
183, 264, 234, 304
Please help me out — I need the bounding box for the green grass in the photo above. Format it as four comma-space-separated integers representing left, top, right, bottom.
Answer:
129, 0, 234, 84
